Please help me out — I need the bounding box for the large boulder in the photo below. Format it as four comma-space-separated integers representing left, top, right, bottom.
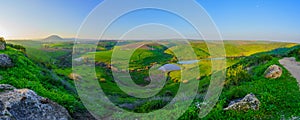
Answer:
264, 65, 282, 79
0, 37, 5, 50
0, 84, 71, 120
224, 93, 260, 111
0, 54, 13, 68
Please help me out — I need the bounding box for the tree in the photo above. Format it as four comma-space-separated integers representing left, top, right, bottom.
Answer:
0, 37, 5, 42
0, 37, 6, 50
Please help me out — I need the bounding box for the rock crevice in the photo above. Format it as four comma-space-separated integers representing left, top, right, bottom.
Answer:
224, 93, 261, 111
0, 84, 71, 120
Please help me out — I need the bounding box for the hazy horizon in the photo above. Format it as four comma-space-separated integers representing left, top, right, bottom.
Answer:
5, 34, 299, 44
0, 0, 300, 43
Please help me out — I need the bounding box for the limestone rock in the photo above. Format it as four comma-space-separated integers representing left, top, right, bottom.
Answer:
224, 93, 260, 111
0, 54, 13, 68
0, 84, 71, 120
0, 84, 15, 90
264, 65, 282, 79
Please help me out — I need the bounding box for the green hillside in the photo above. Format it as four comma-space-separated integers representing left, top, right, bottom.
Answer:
4, 40, 300, 119
0, 46, 85, 118
179, 45, 300, 119
109, 45, 300, 119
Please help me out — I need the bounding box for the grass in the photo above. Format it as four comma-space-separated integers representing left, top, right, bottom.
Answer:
110, 45, 300, 119
7, 40, 70, 64
0, 46, 84, 116
190, 40, 297, 57
200, 58, 300, 120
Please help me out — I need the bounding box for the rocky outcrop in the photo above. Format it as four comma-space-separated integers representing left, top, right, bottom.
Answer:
0, 84, 71, 120
224, 93, 260, 111
0, 54, 13, 68
264, 65, 282, 79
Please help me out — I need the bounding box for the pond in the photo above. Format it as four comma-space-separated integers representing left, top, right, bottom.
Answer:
177, 57, 225, 64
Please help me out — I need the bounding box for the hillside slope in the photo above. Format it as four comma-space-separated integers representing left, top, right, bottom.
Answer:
0, 46, 87, 119
179, 45, 300, 119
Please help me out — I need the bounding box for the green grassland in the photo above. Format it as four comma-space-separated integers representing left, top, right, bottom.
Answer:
110, 44, 300, 119
7, 40, 70, 66
4, 39, 300, 119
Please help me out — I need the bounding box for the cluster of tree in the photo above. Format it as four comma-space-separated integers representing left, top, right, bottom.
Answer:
97, 41, 117, 50
287, 45, 300, 60
6, 43, 26, 53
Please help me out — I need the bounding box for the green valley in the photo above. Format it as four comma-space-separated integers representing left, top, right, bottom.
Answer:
1, 38, 299, 119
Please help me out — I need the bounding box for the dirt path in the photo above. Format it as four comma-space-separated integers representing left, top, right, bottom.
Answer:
279, 57, 300, 88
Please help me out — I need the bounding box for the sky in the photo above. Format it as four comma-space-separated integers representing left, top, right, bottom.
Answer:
0, 0, 299, 42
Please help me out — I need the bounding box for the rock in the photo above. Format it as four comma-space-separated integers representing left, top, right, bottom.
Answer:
99, 78, 106, 82
0, 101, 4, 114
164, 90, 173, 96
0, 54, 13, 68
110, 66, 119, 72
0, 116, 12, 120
119, 103, 136, 110
144, 77, 151, 82
68, 73, 82, 80
224, 93, 260, 111
0, 84, 15, 90
0, 37, 5, 50
182, 80, 189, 84
264, 65, 282, 79
0, 84, 71, 120
73, 57, 84, 62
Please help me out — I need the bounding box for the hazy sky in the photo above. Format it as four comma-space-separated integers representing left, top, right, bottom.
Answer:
0, 0, 299, 42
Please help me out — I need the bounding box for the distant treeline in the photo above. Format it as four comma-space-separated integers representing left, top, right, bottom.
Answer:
6, 43, 26, 52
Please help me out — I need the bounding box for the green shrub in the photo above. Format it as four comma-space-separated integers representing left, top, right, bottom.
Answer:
225, 87, 248, 101
135, 100, 169, 113
6, 43, 26, 53
225, 64, 252, 87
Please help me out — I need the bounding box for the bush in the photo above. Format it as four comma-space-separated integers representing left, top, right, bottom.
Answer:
287, 46, 300, 61
225, 64, 252, 87
0, 37, 5, 43
225, 87, 248, 101
135, 100, 169, 113
6, 43, 26, 53
243, 54, 273, 67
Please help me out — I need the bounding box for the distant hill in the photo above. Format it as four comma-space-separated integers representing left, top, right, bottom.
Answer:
43, 35, 64, 41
